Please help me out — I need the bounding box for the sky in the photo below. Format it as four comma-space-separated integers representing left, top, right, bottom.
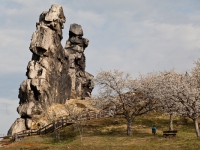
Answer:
1, 0, 200, 135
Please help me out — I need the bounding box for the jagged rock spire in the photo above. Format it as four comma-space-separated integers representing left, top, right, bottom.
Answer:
8, 5, 94, 136
64, 23, 94, 99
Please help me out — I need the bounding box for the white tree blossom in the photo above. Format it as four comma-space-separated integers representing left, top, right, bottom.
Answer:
149, 71, 182, 131
150, 69, 200, 137
95, 70, 156, 136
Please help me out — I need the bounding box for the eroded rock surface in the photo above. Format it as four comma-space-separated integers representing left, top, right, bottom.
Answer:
64, 23, 94, 99
8, 4, 94, 135
7, 118, 26, 136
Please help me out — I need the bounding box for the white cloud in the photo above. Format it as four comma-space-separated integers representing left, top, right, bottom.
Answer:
1, 0, 200, 135
0, 29, 31, 73
84, 16, 200, 76
0, 98, 19, 135
0, 0, 199, 77
76, 11, 105, 27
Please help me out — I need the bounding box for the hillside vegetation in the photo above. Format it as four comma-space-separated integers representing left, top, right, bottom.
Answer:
1, 112, 200, 150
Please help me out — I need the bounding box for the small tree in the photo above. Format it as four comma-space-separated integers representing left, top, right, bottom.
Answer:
64, 104, 85, 142
133, 72, 181, 131
95, 70, 156, 136
152, 70, 200, 137
158, 99, 179, 131
147, 71, 181, 131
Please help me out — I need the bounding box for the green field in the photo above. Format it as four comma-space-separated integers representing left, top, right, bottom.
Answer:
1, 112, 200, 150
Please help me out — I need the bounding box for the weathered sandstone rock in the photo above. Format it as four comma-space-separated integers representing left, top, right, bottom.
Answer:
8, 5, 94, 135
7, 118, 26, 136
64, 23, 94, 99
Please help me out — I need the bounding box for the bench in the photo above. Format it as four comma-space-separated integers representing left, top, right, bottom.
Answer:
163, 130, 178, 138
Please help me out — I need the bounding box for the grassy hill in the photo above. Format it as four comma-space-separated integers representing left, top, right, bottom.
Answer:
1, 112, 200, 150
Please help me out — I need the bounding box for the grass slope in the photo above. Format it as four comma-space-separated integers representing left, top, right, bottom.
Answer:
1, 112, 200, 150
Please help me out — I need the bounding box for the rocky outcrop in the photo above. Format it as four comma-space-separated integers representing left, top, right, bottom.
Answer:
16, 4, 71, 119
64, 23, 94, 99
7, 118, 26, 136
8, 4, 94, 136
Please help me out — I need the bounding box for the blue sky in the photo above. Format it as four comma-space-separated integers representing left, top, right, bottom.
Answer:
1, 0, 200, 135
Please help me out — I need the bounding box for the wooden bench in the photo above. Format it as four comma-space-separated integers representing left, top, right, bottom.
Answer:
163, 130, 178, 138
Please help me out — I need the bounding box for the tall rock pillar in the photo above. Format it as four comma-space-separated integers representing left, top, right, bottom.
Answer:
64, 24, 94, 100
8, 5, 95, 136
8, 4, 71, 135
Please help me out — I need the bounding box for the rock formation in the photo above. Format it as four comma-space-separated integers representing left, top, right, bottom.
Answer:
64, 23, 94, 99
8, 4, 94, 135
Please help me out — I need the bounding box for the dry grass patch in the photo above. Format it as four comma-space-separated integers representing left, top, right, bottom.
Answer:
2, 112, 200, 150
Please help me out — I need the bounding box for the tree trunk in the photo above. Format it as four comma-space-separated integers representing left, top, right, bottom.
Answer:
193, 118, 200, 137
126, 118, 133, 136
169, 114, 173, 131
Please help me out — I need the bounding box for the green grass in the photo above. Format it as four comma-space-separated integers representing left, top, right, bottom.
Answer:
2, 112, 200, 150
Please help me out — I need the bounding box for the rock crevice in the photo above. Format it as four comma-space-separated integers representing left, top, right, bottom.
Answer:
8, 4, 94, 135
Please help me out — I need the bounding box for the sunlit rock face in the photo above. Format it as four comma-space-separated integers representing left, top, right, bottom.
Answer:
7, 118, 26, 136
64, 23, 94, 100
7, 4, 94, 135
